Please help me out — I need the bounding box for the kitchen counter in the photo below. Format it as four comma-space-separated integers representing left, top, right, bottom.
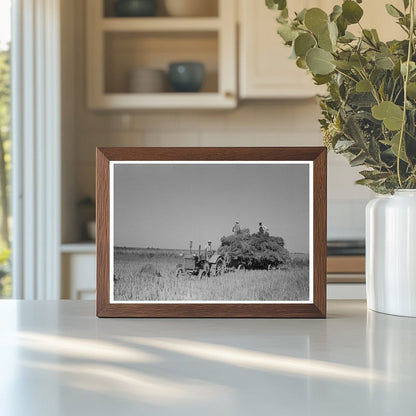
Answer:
0, 300, 415, 415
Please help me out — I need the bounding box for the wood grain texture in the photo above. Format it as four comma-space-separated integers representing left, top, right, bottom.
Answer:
327, 256, 365, 274
96, 148, 110, 317
313, 149, 327, 318
327, 274, 365, 283
96, 147, 327, 318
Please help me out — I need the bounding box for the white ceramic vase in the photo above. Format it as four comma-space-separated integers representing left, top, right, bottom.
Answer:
366, 190, 416, 317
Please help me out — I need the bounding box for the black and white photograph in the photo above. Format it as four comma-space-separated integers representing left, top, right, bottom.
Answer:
110, 161, 313, 303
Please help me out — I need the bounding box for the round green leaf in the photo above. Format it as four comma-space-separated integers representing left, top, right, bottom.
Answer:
318, 29, 333, 52
407, 82, 416, 99
318, 22, 338, 52
330, 5, 342, 22
304, 8, 329, 35
371, 101, 404, 131
356, 79, 372, 92
350, 54, 368, 70
313, 74, 332, 85
296, 57, 308, 69
294, 33, 316, 57
333, 60, 353, 70
277, 23, 298, 43
296, 8, 307, 23
339, 31, 356, 42
342, 0, 364, 24
336, 15, 348, 36
266, 0, 287, 11
328, 21, 338, 43
306, 48, 335, 75
375, 56, 395, 70
383, 133, 409, 162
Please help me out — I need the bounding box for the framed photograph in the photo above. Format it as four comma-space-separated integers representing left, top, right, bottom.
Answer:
96, 147, 327, 318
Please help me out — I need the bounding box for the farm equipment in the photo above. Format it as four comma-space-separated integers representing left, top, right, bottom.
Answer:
217, 229, 291, 271
176, 241, 226, 279
176, 230, 290, 278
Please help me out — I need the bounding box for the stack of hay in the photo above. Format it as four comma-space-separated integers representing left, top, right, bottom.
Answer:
217, 228, 290, 270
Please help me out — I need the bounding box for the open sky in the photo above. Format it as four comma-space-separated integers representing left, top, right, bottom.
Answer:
113, 162, 310, 253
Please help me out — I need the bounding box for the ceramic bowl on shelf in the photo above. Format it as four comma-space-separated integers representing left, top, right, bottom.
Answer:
164, 0, 218, 17
168, 62, 205, 92
128, 68, 167, 93
114, 0, 158, 17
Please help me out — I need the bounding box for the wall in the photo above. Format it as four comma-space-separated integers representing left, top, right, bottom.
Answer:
62, 0, 374, 243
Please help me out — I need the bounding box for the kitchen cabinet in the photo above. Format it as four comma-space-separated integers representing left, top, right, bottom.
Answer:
239, 0, 325, 99
86, 0, 237, 109
61, 245, 96, 300
238, 0, 404, 99
87, 0, 404, 107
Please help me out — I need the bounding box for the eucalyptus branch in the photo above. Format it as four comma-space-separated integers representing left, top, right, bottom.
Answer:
359, 22, 378, 49
397, 0, 415, 188
359, 69, 381, 104
334, 68, 358, 84
398, 23, 410, 35
393, 85, 404, 103
390, 79, 398, 102
267, 0, 416, 193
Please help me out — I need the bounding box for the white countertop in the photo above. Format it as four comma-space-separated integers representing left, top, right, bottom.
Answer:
0, 300, 415, 415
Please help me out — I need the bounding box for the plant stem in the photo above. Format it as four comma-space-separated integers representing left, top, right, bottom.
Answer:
359, 69, 381, 104
397, 0, 415, 188
334, 68, 358, 84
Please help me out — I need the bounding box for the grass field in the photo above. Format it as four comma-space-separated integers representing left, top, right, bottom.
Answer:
113, 248, 309, 302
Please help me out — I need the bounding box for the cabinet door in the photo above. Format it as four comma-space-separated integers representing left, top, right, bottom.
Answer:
359, 0, 404, 41
61, 253, 96, 300
239, 0, 326, 99
239, 0, 403, 99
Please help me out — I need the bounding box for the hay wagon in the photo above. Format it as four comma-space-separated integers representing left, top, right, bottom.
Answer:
217, 231, 291, 271
224, 255, 282, 271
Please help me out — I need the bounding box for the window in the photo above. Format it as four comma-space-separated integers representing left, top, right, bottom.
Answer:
0, 0, 11, 298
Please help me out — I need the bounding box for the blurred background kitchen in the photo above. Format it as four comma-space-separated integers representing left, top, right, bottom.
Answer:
1, 0, 404, 300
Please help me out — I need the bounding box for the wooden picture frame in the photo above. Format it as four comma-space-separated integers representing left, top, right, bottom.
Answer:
96, 147, 327, 318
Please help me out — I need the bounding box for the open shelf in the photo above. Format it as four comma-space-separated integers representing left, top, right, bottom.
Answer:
61, 243, 96, 254
104, 0, 219, 18
91, 93, 234, 109
101, 17, 221, 32
87, 0, 236, 109
104, 31, 218, 94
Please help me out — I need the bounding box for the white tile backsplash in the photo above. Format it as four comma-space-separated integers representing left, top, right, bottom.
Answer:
328, 199, 368, 240
133, 112, 180, 130
74, 100, 370, 240
178, 111, 227, 130
142, 130, 201, 147
327, 153, 374, 201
